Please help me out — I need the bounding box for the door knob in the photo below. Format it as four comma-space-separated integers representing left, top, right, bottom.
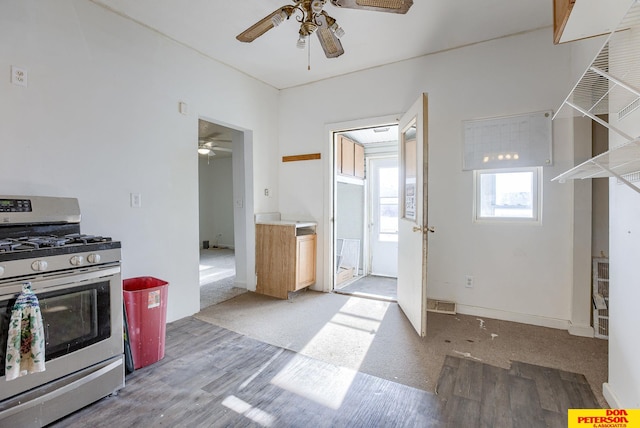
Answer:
412, 226, 435, 233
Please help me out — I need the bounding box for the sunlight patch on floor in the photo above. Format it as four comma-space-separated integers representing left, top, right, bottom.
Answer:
270, 296, 389, 409
270, 354, 358, 410
199, 268, 235, 285
221, 395, 274, 427
299, 297, 390, 371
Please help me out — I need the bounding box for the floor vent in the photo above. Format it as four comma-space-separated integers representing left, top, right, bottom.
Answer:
427, 299, 457, 314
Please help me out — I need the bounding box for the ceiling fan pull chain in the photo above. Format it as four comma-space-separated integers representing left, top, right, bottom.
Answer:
308, 35, 311, 71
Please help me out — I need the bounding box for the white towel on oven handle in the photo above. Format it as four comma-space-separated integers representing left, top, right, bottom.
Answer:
5, 282, 46, 381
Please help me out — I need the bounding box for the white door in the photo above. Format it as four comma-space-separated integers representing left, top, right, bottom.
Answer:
369, 157, 399, 277
397, 94, 429, 337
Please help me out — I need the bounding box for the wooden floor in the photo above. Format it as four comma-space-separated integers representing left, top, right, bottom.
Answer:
51, 317, 599, 427
435, 355, 599, 428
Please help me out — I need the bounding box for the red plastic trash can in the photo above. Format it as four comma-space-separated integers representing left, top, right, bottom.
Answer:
123, 276, 169, 370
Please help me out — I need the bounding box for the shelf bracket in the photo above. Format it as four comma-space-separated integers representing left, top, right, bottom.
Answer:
565, 100, 636, 141
590, 66, 640, 99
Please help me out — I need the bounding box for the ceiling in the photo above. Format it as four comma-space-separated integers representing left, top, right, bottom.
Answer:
198, 119, 234, 159
90, 0, 553, 90
342, 124, 398, 146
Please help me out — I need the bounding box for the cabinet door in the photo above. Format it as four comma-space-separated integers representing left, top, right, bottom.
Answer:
294, 234, 316, 290
354, 143, 365, 178
256, 224, 296, 299
341, 137, 355, 176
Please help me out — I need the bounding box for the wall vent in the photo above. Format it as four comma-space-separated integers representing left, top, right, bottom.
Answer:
426, 299, 457, 314
617, 171, 640, 184
618, 97, 640, 120
592, 257, 609, 339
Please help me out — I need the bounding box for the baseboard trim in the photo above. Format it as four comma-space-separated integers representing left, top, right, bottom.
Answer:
568, 322, 595, 338
603, 383, 620, 408
455, 304, 570, 331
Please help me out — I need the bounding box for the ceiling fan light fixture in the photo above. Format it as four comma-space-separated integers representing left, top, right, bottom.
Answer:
330, 23, 345, 38
296, 35, 307, 49
271, 10, 287, 27
237, 0, 412, 59
198, 147, 212, 155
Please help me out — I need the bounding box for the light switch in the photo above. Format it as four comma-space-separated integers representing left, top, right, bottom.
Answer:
235, 198, 243, 208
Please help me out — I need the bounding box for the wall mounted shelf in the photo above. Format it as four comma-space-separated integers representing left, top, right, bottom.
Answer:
553, 0, 640, 192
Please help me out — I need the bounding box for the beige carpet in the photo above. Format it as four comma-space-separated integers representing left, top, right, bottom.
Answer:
196, 290, 608, 407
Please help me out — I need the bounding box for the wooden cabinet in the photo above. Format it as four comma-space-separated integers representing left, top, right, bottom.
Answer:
553, 0, 575, 44
553, 0, 629, 45
256, 222, 317, 299
337, 136, 365, 179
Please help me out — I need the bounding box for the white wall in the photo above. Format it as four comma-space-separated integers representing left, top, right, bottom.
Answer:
602, 27, 640, 409
279, 28, 593, 329
198, 156, 235, 249
0, 0, 279, 322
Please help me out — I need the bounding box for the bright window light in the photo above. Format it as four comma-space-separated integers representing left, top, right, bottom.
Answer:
378, 167, 398, 241
474, 167, 541, 222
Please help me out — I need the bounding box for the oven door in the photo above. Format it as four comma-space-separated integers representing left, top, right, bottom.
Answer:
0, 264, 123, 402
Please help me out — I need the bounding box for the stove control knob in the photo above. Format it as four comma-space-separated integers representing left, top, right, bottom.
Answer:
70, 255, 84, 266
0, 266, 4, 276
87, 254, 101, 264
31, 260, 48, 271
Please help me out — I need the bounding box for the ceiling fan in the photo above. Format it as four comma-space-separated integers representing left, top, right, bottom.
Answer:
198, 138, 233, 156
236, 0, 413, 59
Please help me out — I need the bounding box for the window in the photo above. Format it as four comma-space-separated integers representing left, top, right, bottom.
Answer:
473, 167, 541, 223
378, 166, 398, 242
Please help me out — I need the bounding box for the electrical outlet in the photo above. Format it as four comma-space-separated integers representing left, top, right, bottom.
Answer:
130, 193, 142, 208
264, 188, 270, 197
465, 275, 473, 288
11, 66, 28, 87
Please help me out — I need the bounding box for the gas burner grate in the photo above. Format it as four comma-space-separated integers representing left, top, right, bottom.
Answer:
0, 239, 23, 252
64, 233, 111, 244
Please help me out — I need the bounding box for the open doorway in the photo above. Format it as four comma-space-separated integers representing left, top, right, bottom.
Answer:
198, 119, 246, 309
333, 125, 399, 301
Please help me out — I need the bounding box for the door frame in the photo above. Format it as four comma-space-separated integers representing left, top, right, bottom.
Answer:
197, 116, 255, 293
324, 114, 400, 292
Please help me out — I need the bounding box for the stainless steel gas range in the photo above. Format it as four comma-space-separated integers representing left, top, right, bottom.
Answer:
0, 196, 124, 427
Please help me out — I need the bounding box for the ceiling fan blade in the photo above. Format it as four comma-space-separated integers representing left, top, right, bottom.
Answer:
200, 139, 232, 144
330, 0, 413, 14
210, 146, 233, 153
236, 5, 296, 42
316, 14, 344, 58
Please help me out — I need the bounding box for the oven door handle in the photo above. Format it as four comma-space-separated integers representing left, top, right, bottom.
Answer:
0, 266, 121, 299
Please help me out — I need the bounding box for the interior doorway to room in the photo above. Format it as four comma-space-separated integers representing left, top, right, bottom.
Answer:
198, 119, 246, 309
333, 125, 399, 301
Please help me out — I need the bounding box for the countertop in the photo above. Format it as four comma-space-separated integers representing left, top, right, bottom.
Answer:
255, 220, 316, 228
